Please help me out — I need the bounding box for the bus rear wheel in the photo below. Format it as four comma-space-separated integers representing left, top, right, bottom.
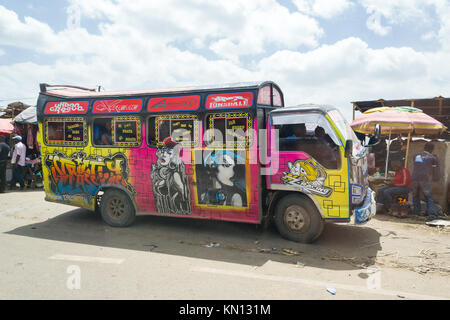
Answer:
100, 189, 135, 227
274, 194, 324, 243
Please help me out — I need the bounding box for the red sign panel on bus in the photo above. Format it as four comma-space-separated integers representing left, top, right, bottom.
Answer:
206, 92, 253, 109
44, 101, 89, 114
148, 96, 200, 112
93, 99, 143, 113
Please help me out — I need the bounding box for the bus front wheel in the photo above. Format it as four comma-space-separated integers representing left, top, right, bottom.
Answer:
100, 189, 136, 227
274, 194, 324, 243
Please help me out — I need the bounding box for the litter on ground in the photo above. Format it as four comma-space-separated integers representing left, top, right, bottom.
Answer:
326, 286, 336, 295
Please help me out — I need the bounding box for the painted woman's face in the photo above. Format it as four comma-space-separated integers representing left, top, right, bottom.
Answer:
217, 154, 235, 181
157, 147, 174, 166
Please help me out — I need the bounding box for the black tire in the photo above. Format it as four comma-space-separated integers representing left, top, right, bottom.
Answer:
274, 194, 324, 243
100, 189, 136, 227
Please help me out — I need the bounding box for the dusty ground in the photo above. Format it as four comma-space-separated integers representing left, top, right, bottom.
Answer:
0, 189, 449, 300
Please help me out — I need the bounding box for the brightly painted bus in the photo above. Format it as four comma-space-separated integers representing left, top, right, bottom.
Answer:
36, 81, 377, 243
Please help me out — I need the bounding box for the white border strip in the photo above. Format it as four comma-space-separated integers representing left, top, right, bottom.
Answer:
49, 254, 124, 264
191, 266, 448, 300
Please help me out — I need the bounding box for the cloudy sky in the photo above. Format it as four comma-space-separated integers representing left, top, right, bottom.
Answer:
1, 0, 449, 120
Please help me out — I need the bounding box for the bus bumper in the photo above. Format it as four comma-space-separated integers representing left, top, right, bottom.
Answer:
354, 188, 376, 225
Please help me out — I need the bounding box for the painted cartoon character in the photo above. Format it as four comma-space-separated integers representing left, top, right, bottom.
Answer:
282, 158, 332, 197
198, 150, 247, 207
150, 137, 191, 215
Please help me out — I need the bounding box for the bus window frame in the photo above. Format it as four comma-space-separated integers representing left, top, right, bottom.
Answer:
272, 111, 343, 170
91, 115, 142, 148
204, 111, 253, 149
146, 113, 200, 148
44, 117, 87, 147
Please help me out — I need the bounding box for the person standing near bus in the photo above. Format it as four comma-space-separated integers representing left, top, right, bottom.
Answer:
0, 135, 10, 193
411, 142, 439, 219
10, 135, 26, 190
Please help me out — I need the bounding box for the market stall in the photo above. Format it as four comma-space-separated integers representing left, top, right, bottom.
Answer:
351, 106, 448, 215
352, 106, 446, 173
12, 106, 42, 188
0, 118, 14, 137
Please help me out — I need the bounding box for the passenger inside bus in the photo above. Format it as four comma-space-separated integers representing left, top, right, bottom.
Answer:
278, 123, 340, 169
93, 118, 113, 145
279, 123, 306, 150
314, 126, 339, 169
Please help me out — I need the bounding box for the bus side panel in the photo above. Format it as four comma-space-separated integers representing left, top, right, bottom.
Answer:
268, 150, 350, 219
38, 121, 136, 210
38, 110, 261, 224
129, 117, 260, 224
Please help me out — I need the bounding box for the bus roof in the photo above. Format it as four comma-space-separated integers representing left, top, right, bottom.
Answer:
40, 81, 277, 99
37, 81, 284, 116
271, 104, 337, 115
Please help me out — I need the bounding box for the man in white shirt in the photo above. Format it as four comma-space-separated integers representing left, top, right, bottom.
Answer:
10, 135, 26, 190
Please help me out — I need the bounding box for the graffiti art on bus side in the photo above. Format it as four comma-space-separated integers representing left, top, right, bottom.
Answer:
196, 150, 247, 207
281, 158, 332, 197
45, 151, 136, 197
150, 137, 191, 215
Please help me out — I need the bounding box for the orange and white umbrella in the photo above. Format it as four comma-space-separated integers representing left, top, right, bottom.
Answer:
351, 107, 446, 170
351, 107, 446, 135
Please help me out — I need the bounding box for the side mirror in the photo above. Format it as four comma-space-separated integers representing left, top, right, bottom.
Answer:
374, 124, 381, 140
363, 124, 381, 147
345, 139, 353, 158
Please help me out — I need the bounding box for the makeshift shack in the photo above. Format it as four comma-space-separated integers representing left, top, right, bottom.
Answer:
13, 105, 39, 153
0, 101, 31, 120
352, 97, 449, 213
12, 105, 42, 188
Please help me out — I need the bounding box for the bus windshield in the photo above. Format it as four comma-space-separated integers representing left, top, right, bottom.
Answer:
327, 109, 361, 147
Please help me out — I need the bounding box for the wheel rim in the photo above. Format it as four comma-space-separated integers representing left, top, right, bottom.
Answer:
284, 205, 311, 233
106, 196, 126, 220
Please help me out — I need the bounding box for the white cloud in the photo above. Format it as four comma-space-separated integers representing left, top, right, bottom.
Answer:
1, 0, 450, 122
293, 0, 353, 19
358, 0, 450, 43
365, 11, 391, 36
257, 37, 450, 118
68, 0, 324, 63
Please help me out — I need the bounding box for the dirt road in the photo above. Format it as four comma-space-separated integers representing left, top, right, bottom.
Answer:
0, 190, 449, 300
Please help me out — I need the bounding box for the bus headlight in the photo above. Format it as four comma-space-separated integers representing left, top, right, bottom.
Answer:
351, 184, 364, 205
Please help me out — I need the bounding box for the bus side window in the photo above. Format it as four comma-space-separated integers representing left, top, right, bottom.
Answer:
205, 113, 251, 148
147, 117, 157, 146
149, 115, 197, 147
45, 118, 86, 146
93, 118, 113, 145
277, 123, 307, 151
310, 124, 340, 169
47, 121, 64, 142
274, 115, 341, 170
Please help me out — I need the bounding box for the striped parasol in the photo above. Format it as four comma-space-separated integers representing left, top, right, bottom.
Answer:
351, 107, 446, 171
351, 107, 447, 135
0, 118, 14, 135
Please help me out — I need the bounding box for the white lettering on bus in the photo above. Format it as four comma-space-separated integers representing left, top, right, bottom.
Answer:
49, 102, 85, 114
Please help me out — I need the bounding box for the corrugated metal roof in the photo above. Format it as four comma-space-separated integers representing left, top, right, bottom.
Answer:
352, 97, 449, 132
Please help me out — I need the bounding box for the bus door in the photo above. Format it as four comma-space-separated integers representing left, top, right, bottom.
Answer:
267, 112, 351, 220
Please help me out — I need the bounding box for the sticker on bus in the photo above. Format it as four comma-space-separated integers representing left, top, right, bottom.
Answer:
147, 96, 200, 112
206, 92, 253, 109
93, 99, 143, 113
44, 101, 89, 114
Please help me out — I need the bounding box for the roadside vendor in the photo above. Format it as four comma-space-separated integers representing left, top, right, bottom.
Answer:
0, 135, 10, 193
376, 160, 412, 215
